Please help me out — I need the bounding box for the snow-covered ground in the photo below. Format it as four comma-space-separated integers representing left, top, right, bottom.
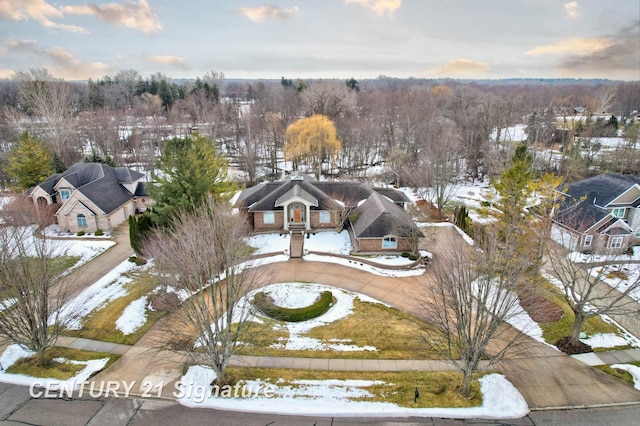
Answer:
589, 261, 640, 304
611, 364, 640, 390
177, 365, 529, 419
246, 233, 290, 254
0, 344, 109, 388
116, 296, 148, 335
56, 259, 141, 330
246, 283, 381, 352
305, 230, 352, 255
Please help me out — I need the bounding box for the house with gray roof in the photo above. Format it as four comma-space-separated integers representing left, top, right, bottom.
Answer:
29, 162, 150, 234
235, 174, 422, 253
552, 173, 640, 253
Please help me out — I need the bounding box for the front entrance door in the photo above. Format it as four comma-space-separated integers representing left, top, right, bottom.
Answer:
294, 209, 301, 223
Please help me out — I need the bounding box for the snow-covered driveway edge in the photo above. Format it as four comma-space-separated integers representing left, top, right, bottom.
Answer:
176, 365, 529, 419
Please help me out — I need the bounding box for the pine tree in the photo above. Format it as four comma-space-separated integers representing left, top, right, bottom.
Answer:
7, 132, 54, 192
147, 133, 236, 227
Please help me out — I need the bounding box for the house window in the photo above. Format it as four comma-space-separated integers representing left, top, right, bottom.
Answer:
636, 228, 640, 238
77, 214, 87, 228
583, 235, 593, 247
382, 236, 397, 249
319, 211, 330, 224
612, 208, 626, 218
263, 211, 275, 224
60, 189, 71, 201
609, 236, 624, 249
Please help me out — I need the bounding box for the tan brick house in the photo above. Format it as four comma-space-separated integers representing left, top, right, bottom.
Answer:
29, 162, 150, 234
235, 174, 422, 253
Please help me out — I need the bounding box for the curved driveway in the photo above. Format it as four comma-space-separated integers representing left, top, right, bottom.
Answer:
88, 225, 640, 410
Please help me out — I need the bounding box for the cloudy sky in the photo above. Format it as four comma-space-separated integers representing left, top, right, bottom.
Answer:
1, 0, 638, 81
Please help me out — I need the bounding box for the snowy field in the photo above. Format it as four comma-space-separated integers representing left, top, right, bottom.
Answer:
246, 233, 290, 254
177, 365, 528, 419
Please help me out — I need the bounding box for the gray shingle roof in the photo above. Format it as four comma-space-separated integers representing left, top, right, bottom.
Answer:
351, 192, 423, 238
563, 173, 640, 207
35, 162, 143, 214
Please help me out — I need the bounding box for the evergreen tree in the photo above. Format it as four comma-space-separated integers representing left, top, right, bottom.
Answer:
50, 152, 67, 173
147, 133, 236, 227
7, 132, 54, 192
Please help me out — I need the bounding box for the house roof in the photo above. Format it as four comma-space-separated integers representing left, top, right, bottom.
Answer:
562, 173, 640, 207
236, 176, 410, 212
555, 173, 640, 233
34, 162, 145, 214
239, 177, 340, 212
275, 185, 318, 207
351, 191, 423, 239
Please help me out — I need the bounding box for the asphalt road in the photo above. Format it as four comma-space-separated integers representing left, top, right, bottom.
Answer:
1, 382, 640, 426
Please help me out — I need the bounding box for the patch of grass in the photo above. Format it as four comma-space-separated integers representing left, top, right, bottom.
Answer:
52, 256, 81, 275
606, 270, 628, 280
253, 291, 334, 322
65, 272, 165, 345
235, 299, 447, 359
6, 347, 119, 380
537, 279, 622, 346
225, 367, 483, 408
594, 365, 634, 385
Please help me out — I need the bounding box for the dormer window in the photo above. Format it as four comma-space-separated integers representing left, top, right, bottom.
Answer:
60, 189, 71, 201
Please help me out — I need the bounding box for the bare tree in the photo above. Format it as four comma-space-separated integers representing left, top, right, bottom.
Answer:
0, 200, 75, 366
143, 201, 264, 385
13, 68, 80, 164
409, 117, 461, 216
419, 228, 531, 397
545, 236, 640, 351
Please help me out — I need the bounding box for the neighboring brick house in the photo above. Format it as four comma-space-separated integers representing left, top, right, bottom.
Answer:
29, 162, 150, 234
552, 173, 640, 253
235, 174, 423, 253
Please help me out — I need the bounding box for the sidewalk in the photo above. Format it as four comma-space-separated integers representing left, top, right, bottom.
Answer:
572, 348, 640, 366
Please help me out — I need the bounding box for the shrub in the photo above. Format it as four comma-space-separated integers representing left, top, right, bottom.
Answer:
408, 254, 418, 261
128, 255, 147, 266
401, 252, 410, 258
480, 201, 492, 207
76, 231, 85, 236
253, 291, 333, 322
94, 229, 104, 236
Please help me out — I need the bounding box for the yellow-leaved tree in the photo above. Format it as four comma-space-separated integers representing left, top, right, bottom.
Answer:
284, 114, 341, 179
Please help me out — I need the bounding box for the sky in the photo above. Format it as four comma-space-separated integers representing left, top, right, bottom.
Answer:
0, 0, 638, 81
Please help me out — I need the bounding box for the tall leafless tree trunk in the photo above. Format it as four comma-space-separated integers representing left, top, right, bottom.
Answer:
545, 235, 640, 348
143, 201, 265, 385
0, 200, 75, 366
419, 228, 532, 397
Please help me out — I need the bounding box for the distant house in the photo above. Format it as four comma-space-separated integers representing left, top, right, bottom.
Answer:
29, 162, 150, 234
235, 174, 422, 253
552, 173, 640, 253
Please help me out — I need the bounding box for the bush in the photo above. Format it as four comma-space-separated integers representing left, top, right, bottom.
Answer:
76, 231, 85, 236
480, 201, 492, 207
94, 229, 104, 236
408, 254, 418, 261
253, 291, 333, 322
401, 252, 410, 258
128, 255, 147, 266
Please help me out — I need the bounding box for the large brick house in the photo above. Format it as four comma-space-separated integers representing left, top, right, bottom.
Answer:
552, 173, 640, 253
235, 174, 423, 253
29, 162, 150, 234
